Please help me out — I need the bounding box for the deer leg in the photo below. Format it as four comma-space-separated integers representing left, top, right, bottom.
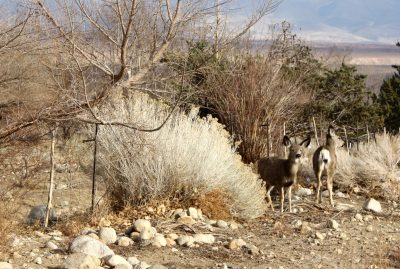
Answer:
327, 175, 334, 207
280, 187, 285, 213
288, 185, 292, 213
266, 185, 275, 211
316, 170, 323, 204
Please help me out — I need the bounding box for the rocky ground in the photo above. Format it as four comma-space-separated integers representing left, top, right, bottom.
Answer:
0, 142, 399, 269
0, 190, 399, 269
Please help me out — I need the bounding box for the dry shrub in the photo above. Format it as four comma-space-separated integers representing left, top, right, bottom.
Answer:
95, 91, 266, 219
193, 189, 232, 220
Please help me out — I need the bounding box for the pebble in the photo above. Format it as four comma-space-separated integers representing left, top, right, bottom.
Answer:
187, 207, 199, 219
118, 236, 133, 247
152, 234, 167, 247
177, 216, 196, 225
176, 235, 195, 247
193, 234, 215, 244
99, 227, 117, 244
165, 238, 176, 246
363, 198, 382, 213
216, 220, 228, 228
315, 232, 325, 240
46, 241, 58, 250
355, 213, 363, 222
62, 253, 100, 269
104, 255, 132, 268
34, 257, 42, 265
366, 225, 373, 232
127, 257, 140, 266
133, 219, 152, 233
228, 238, 246, 250
327, 219, 339, 230
229, 222, 239, 230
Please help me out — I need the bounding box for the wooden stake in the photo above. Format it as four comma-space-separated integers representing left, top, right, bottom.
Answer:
91, 124, 99, 213
283, 122, 287, 157
45, 127, 57, 228
312, 116, 320, 147
366, 124, 370, 145
343, 126, 349, 155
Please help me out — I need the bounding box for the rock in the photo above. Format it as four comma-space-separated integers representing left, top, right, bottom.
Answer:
364, 215, 374, 221
99, 227, 117, 244
34, 257, 42, 265
216, 220, 228, 228
62, 253, 101, 269
245, 244, 260, 255
296, 187, 313, 196
355, 213, 363, 222
292, 220, 303, 229
88, 233, 100, 240
0, 262, 13, 269
133, 219, 152, 233
335, 203, 355, 211
187, 207, 199, 219
166, 233, 178, 240
27, 205, 57, 225
70, 235, 114, 258
98, 218, 112, 227
363, 198, 382, 213
116, 264, 133, 269
366, 225, 374, 232
327, 219, 339, 230
315, 232, 325, 240
193, 234, 215, 244
130, 232, 140, 241
229, 222, 239, 230
165, 237, 176, 246
321, 190, 330, 198
81, 227, 96, 235
152, 234, 167, 247
157, 204, 166, 215
133, 261, 151, 269
149, 265, 168, 269
139, 229, 155, 240
46, 241, 58, 250
118, 236, 133, 247
335, 191, 347, 198
300, 222, 312, 234
177, 216, 195, 225
228, 238, 246, 250
176, 235, 195, 247
104, 255, 132, 268
127, 257, 140, 266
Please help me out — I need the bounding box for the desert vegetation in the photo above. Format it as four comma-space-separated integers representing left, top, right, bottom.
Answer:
0, 0, 399, 268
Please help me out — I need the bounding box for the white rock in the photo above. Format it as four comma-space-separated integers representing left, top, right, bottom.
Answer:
116, 264, 134, 269
335, 203, 355, 211
177, 216, 195, 225
321, 190, 330, 198
133, 219, 152, 233
166, 233, 178, 240
152, 234, 167, 247
70, 235, 114, 258
176, 235, 195, 247
187, 207, 199, 219
363, 198, 382, 213
296, 187, 313, 196
34, 257, 42, 265
0, 262, 13, 269
216, 220, 228, 228
127, 257, 140, 266
327, 219, 339, 230
118, 236, 133, 247
62, 253, 101, 269
245, 243, 260, 255
133, 261, 151, 269
335, 191, 347, 198
46, 241, 58, 250
104, 255, 132, 268
229, 222, 239, 230
292, 220, 303, 229
355, 213, 363, 222
228, 238, 246, 250
139, 229, 155, 240
193, 234, 215, 244
366, 225, 373, 232
165, 238, 176, 246
149, 265, 168, 269
315, 232, 325, 240
99, 227, 117, 244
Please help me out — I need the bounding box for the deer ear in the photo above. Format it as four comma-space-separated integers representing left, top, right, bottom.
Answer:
300, 137, 311, 148
283, 135, 292, 147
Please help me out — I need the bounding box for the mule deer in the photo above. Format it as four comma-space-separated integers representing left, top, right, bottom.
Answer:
313, 125, 337, 206
258, 136, 311, 212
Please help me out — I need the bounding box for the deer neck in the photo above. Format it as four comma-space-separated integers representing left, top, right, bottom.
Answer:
284, 158, 299, 178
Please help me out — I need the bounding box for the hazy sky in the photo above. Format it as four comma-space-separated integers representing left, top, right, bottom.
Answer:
251, 0, 400, 44
1, 0, 399, 44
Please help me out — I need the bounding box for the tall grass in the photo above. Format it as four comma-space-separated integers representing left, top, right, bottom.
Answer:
95, 92, 267, 219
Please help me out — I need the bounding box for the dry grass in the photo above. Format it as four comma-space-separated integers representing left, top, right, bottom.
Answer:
193, 189, 232, 220
94, 91, 267, 219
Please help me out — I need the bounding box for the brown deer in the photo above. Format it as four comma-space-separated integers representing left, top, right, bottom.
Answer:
258, 136, 311, 213
313, 125, 337, 206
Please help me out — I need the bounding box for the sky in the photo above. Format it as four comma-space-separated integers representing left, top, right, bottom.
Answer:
246, 0, 400, 44
1, 0, 399, 44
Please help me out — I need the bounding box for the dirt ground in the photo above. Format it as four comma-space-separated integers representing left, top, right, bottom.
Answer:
0, 140, 399, 269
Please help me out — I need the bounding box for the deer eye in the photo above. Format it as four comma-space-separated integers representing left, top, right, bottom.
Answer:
295, 153, 301, 158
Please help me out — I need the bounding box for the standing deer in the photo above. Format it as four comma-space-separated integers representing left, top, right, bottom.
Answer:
313, 125, 337, 206
258, 135, 311, 213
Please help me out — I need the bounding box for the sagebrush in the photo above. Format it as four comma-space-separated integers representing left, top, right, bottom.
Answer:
94, 91, 267, 219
